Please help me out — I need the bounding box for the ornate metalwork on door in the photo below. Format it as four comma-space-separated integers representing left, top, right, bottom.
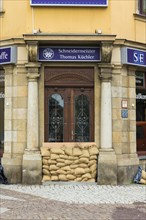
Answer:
48, 94, 64, 142
75, 95, 89, 142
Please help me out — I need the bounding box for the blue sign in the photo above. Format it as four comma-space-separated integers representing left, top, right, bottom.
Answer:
39, 47, 101, 62
121, 109, 128, 119
31, 0, 108, 7
0, 46, 17, 65
121, 47, 146, 67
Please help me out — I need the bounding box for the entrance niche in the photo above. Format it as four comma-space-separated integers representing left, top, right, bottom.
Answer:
136, 71, 146, 156
44, 67, 94, 142
0, 68, 5, 159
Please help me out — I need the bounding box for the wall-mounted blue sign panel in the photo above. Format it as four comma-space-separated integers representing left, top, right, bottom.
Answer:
31, 0, 108, 7
38, 47, 101, 62
0, 46, 17, 65
121, 109, 128, 119
121, 47, 146, 67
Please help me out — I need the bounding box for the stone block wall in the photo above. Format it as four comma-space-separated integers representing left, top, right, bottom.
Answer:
41, 143, 99, 183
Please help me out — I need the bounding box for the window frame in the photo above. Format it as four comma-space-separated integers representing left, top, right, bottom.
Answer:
139, 0, 146, 15
0, 0, 2, 12
136, 71, 146, 88
0, 0, 5, 14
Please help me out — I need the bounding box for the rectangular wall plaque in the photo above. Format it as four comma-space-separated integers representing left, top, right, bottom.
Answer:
121, 100, 128, 109
31, 0, 108, 7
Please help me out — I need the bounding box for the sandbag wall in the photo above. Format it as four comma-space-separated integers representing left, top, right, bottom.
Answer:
41, 143, 99, 182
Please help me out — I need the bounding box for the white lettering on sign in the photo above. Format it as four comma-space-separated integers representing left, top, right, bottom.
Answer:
136, 80, 142, 83
78, 55, 94, 59
134, 53, 138, 62
134, 52, 144, 63
136, 93, 146, 100
58, 49, 96, 54
0, 52, 8, 60
140, 54, 144, 63
60, 55, 76, 59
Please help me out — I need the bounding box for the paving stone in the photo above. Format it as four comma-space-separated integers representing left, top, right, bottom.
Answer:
1, 183, 146, 204
0, 183, 146, 219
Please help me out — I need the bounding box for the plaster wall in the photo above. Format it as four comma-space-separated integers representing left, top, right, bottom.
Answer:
1, 0, 145, 43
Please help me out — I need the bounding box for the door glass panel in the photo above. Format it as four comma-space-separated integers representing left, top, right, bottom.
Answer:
48, 94, 64, 142
75, 95, 89, 142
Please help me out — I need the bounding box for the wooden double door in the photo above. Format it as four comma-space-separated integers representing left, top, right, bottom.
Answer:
44, 67, 94, 142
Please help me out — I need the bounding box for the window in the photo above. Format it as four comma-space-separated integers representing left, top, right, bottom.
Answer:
0, 0, 5, 14
137, 126, 144, 139
75, 95, 90, 142
136, 122, 146, 155
136, 71, 146, 122
0, 0, 2, 12
48, 94, 64, 142
136, 72, 145, 88
139, 0, 146, 15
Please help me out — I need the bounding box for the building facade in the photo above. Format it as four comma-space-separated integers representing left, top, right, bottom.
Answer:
0, 0, 146, 185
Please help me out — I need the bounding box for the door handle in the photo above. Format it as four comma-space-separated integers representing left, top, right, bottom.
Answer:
71, 130, 76, 141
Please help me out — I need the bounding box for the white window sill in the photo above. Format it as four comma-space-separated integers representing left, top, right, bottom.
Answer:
133, 13, 146, 22
0, 10, 5, 16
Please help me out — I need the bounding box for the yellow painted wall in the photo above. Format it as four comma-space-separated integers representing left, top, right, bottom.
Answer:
135, 20, 146, 43
32, 7, 110, 34
0, 0, 146, 43
110, 0, 135, 39
0, 1, 30, 39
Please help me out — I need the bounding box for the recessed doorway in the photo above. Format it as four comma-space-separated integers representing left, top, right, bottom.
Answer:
44, 67, 94, 142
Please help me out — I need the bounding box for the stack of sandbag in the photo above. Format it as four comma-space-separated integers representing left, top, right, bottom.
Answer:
41, 144, 99, 182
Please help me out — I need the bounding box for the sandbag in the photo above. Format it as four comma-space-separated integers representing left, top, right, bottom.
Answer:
0, 164, 8, 185
133, 166, 146, 185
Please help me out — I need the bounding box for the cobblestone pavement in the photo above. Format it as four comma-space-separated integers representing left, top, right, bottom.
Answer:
0, 183, 146, 220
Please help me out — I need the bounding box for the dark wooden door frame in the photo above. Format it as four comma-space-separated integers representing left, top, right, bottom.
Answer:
44, 67, 94, 142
